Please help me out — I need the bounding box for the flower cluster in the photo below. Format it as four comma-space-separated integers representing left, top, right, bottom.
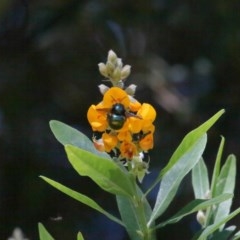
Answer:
87, 50, 156, 181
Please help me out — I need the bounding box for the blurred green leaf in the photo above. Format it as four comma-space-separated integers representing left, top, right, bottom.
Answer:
117, 195, 141, 240
116, 187, 156, 240
192, 158, 210, 199
160, 109, 224, 178
38, 223, 54, 240
49, 120, 109, 158
214, 154, 236, 230
40, 176, 124, 226
233, 230, 240, 240
148, 134, 207, 225
211, 226, 236, 240
155, 193, 232, 229
211, 137, 225, 197
196, 207, 240, 240
77, 232, 85, 240
146, 110, 224, 197
65, 145, 135, 197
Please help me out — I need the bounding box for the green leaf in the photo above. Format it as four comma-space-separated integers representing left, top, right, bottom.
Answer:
148, 134, 207, 225
211, 137, 225, 197
38, 223, 54, 240
192, 158, 210, 199
155, 193, 232, 229
211, 226, 236, 240
77, 232, 85, 240
117, 195, 141, 240
49, 120, 109, 158
160, 109, 224, 178
202, 137, 226, 229
40, 176, 124, 226
116, 188, 156, 240
196, 207, 240, 240
146, 109, 224, 196
213, 154, 236, 230
233, 230, 240, 240
65, 145, 135, 197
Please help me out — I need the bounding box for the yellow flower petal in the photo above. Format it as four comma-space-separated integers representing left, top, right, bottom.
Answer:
142, 122, 155, 134
87, 105, 108, 132
103, 87, 130, 108
129, 98, 141, 112
102, 132, 118, 152
117, 129, 132, 142
128, 117, 143, 133
139, 133, 154, 151
137, 103, 156, 122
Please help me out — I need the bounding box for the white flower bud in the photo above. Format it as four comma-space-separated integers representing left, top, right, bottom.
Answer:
112, 67, 122, 81
98, 84, 109, 95
106, 61, 114, 75
116, 58, 123, 68
121, 65, 131, 79
125, 84, 137, 96
98, 63, 108, 77
196, 210, 206, 226
107, 50, 117, 63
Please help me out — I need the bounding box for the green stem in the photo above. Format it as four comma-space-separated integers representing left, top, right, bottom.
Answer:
132, 195, 153, 240
130, 177, 155, 240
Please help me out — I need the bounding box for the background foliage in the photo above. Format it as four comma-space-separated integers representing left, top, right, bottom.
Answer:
0, 0, 240, 239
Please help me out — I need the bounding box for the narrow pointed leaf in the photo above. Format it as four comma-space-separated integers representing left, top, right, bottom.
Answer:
211, 226, 236, 240
50, 120, 109, 158
148, 134, 207, 225
233, 231, 240, 240
196, 207, 240, 240
38, 223, 54, 240
40, 176, 124, 226
155, 193, 232, 229
214, 154, 236, 230
77, 232, 85, 240
192, 158, 210, 199
160, 109, 224, 178
211, 137, 225, 197
65, 145, 135, 197
146, 110, 224, 196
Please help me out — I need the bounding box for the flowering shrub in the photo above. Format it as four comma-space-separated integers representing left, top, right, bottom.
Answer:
39, 51, 240, 240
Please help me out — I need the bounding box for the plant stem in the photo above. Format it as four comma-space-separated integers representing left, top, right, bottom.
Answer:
132, 193, 155, 240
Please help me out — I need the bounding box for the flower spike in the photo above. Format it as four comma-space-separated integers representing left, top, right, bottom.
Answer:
87, 50, 156, 181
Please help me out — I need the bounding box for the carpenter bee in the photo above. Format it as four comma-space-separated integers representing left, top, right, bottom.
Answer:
107, 103, 141, 130
107, 103, 126, 130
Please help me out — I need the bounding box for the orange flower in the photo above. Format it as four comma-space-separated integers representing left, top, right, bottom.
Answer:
129, 97, 141, 112
139, 133, 154, 151
128, 117, 143, 134
87, 105, 108, 132
102, 132, 118, 152
137, 103, 156, 122
120, 141, 137, 159
137, 103, 156, 133
102, 87, 130, 109
117, 127, 132, 142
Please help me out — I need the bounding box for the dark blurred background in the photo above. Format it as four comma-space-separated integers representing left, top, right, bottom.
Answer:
1, 0, 240, 239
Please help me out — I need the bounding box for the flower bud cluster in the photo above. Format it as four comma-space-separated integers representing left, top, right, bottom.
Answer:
88, 50, 156, 181
98, 50, 131, 87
